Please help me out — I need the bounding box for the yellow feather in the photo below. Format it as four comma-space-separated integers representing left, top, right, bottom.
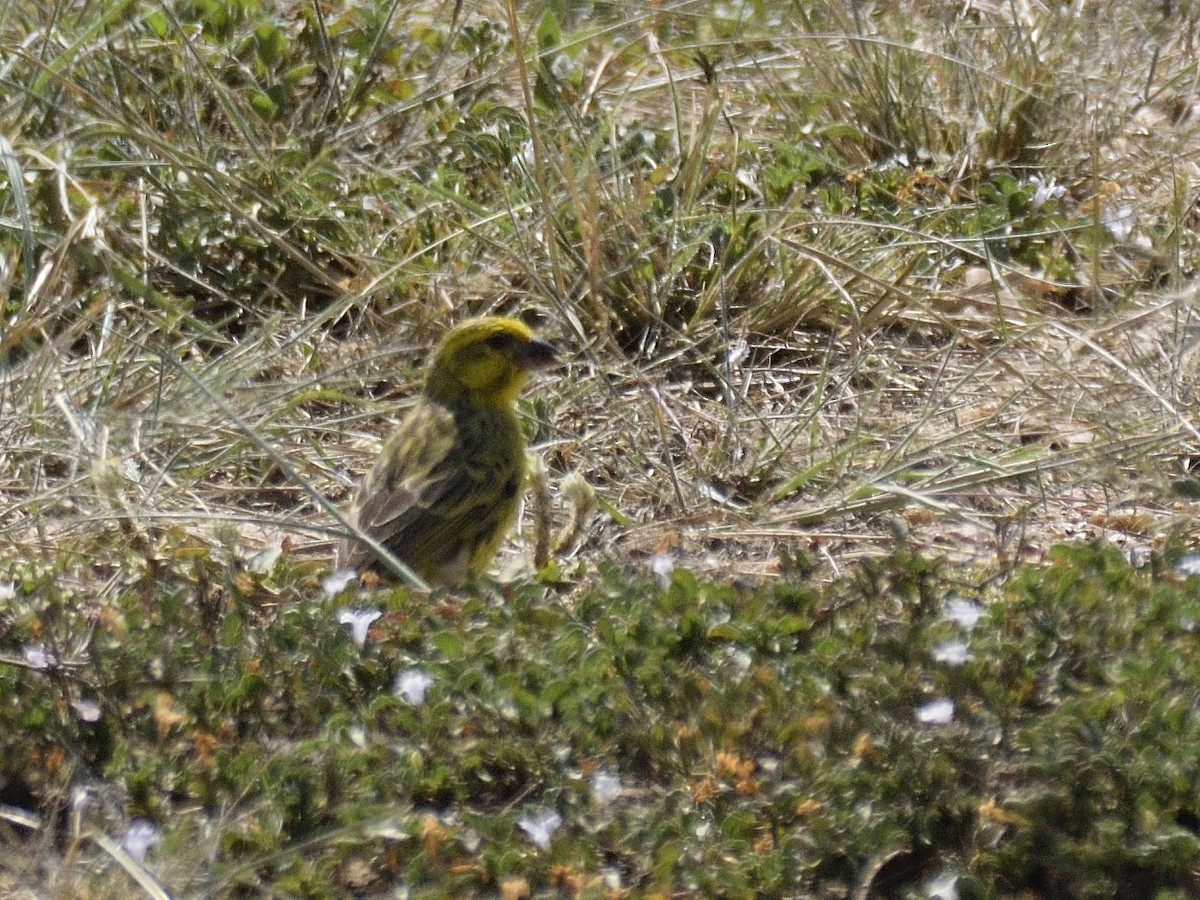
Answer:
336, 317, 557, 586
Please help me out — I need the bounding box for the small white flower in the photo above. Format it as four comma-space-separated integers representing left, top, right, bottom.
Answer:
121, 819, 160, 863
22, 644, 54, 670
1103, 205, 1136, 241
648, 551, 674, 588
1028, 175, 1065, 211
337, 607, 382, 647
1127, 546, 1151, 569
924, 869, 959, 900
916, 698, 955, 725
71, 699, 102, 722
590, 770, 622, 805
394, 668, 434, 706
725, 647, 753, 678
517, 808, 562, 849
322, 568, 358, 595
0, 582, 14, 600
932, 640, 971, 666
71, 785, 93, 812
460, 828, 482, 852
1176, 553, 1200, 576
943, 598, 984, 631
245, 545, 281, 575
734, 169, 760, 198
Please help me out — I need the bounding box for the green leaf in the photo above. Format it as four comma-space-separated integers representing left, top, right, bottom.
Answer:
431, 631, 465, 660
145, 9, 168, 37
254, 23, 287, 68
248, 87, 278, 121
536, 9, 561, 51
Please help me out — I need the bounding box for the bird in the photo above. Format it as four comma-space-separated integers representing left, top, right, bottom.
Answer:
336, 315, 558, 586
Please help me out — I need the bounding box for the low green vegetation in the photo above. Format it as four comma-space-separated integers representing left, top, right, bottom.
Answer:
4, 543, 1200, 897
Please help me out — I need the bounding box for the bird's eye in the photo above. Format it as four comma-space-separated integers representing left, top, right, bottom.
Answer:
485, 332, 515, 351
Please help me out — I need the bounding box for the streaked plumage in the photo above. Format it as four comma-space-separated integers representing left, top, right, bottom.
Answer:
336, 316, 557, 585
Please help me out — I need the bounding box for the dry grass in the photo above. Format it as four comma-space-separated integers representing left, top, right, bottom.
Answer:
1, 0, 1198, 583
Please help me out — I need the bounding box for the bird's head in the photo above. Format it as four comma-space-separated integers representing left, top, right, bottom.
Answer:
424, 316, 558, 407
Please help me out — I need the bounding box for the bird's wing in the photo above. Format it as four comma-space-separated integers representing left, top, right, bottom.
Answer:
343, 402, 517, 577
350, 401, 458, 542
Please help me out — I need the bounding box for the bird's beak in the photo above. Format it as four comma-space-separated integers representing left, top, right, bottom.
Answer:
519, 337, 559, 370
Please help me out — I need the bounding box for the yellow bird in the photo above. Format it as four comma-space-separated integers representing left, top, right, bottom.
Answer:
336, 316, 558, 586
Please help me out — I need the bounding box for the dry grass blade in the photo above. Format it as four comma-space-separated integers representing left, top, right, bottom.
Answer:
88, 832, 172, 900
